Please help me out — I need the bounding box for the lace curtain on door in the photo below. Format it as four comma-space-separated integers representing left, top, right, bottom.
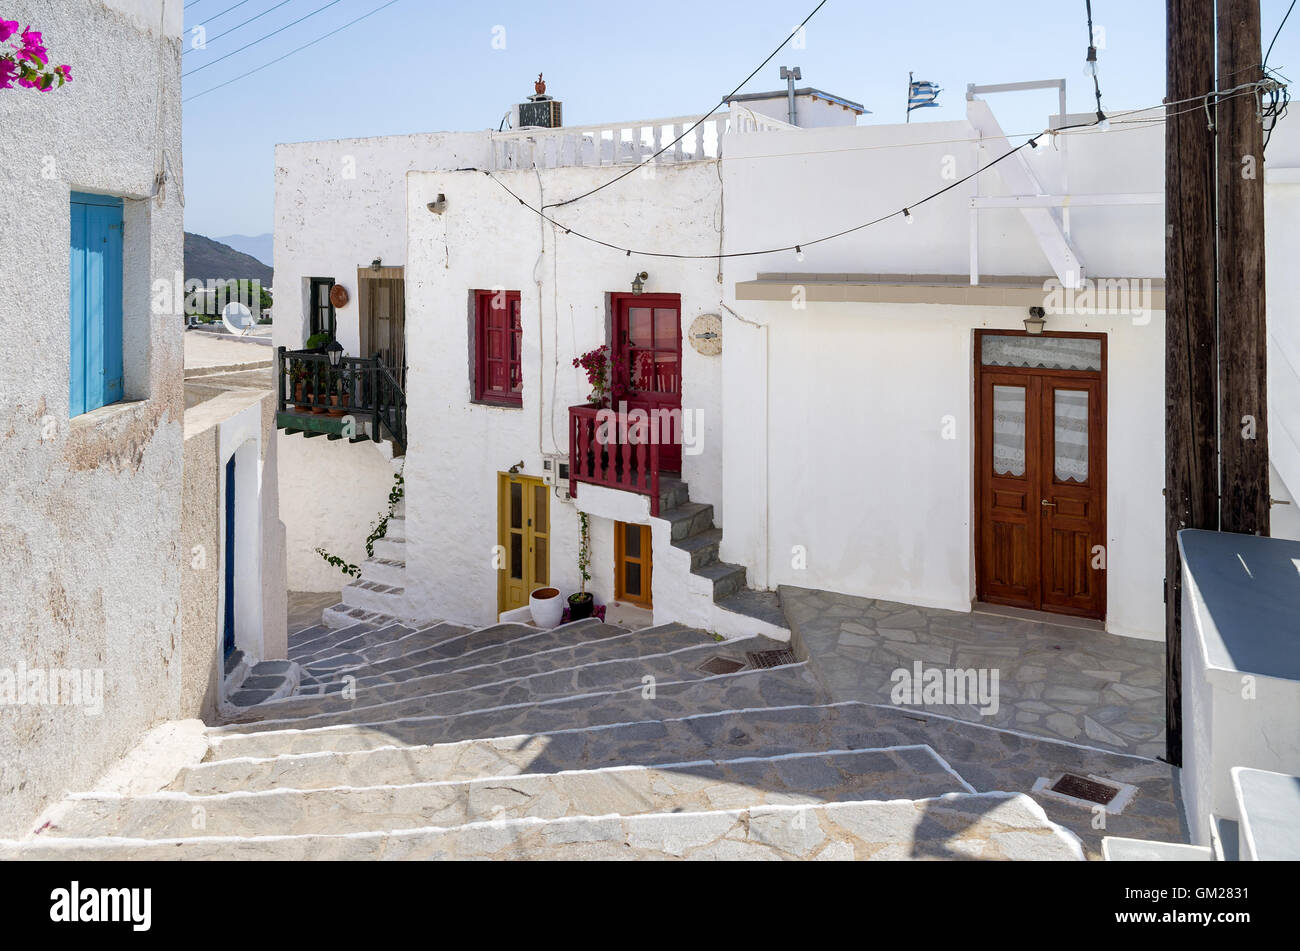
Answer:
993, 386, 1026, 477
1054, 390, 1089, 482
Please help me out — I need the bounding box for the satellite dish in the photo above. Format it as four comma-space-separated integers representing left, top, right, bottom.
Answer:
221, 301, 255, 336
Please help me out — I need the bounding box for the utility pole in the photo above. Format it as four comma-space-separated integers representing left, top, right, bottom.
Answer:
1164, 0, 1219, 768
1217, 0, 1271, 537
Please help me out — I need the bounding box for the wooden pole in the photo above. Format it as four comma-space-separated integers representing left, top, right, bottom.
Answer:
1217, 0, 1271, 538
1164, 0, 1219, 768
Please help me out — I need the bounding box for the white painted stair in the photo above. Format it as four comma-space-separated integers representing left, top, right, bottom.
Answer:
1, 609, 1100, 861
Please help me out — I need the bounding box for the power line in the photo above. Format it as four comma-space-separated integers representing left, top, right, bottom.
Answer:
184, 0, 349, 75
1265, 0, 1297, 69
183, 0, 295, 56
542, 0, 831, 212
482, 85, 1271, 262
184, 0, 256, 33
184, 0, 404, 101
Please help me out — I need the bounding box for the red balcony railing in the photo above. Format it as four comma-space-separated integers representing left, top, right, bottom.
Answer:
569, 404, 662, 516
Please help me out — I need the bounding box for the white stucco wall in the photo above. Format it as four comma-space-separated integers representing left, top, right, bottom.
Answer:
1265, 116, 1300, 539
403, 162, 725, 628
0, 0, 184, 835
719, 106, 1167, 638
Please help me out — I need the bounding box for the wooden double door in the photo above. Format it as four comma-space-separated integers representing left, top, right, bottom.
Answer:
975, 332, 1107, 620
498, 474, 550, 614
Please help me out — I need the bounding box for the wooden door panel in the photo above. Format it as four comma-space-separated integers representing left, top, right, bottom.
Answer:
498, 475, 551, 615
614, 294, 682, 472
975, 333, 1106, 621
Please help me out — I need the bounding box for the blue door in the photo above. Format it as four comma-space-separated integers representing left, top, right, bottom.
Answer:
223, 455, 237, 658
69, 192, 124, 417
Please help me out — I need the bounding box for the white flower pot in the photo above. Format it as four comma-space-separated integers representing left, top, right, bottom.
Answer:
529, 587, 564, 628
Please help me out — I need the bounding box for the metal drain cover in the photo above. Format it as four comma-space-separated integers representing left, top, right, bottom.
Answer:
746, 648, 796, 669
697, 656, 746, 675
1051, 773, 1120, 806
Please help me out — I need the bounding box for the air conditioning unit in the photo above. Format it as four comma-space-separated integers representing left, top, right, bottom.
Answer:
518, 97, 562, 129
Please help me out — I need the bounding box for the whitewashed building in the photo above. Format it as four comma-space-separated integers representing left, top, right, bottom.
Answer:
0, 0, 186, 836
273, 77, 1299, 644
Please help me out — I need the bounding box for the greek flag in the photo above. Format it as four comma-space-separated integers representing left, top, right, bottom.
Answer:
908, 75, 941, 115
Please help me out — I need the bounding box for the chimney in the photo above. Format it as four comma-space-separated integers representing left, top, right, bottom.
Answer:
516, 72, 562, 128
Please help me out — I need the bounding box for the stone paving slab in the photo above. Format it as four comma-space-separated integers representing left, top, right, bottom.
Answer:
203, 665, 828, 760
49, 746, 968, 839
244, 625, 721, 718
780, 586, 1166, 758
219, 637, 781, 732
5, 793, 1082, 861
185, 700, 1182, 859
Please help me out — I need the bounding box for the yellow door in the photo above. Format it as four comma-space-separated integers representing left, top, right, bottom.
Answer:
615, 521, 652, 608
498, 474, 550, 614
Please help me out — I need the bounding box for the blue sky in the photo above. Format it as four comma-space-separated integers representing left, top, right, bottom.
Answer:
181, 0, 1299, 237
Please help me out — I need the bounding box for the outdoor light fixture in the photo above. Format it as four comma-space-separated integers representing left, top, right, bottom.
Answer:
371, 258, 383, 272
326, 339, 344, 367
795, 246, 804, 262
1025, 307, 1047, 335
426, 193, 447, 214
1095, 110, 1110, 132
508, 461, 525, 475
631, 271, 649, 295
903, 208, 914, 224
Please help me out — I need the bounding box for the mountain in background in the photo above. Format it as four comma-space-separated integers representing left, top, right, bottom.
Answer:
185, 233, 274, 288
214, 233, 273, 268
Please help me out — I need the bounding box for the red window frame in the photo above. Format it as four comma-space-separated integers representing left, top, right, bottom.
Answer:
474, 289, 523, 406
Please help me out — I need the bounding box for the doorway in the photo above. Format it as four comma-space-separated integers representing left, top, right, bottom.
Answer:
498, 473, 551, 614
223, 455, 237, 658
614, 521, 653, 608
359, 267, 406, 388
974, 331, 1107, 621
612, 293, 682, 472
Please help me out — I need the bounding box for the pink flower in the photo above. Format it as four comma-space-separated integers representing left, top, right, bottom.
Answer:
0, 57, 16, 89
20, 28, 46, 66
0, 20, 18, 43
56, 64, 69, 82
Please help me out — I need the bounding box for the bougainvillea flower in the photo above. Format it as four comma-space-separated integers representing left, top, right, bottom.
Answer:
56, 64, 70, 82
20, 28, 47, 66
0, 58, 17, 89
0, 20, 19, 43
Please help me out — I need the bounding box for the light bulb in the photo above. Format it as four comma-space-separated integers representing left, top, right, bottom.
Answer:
903, 208, 914, 225
1084, 61, 1098, 79
1096, 112, 1110, 132
795, 246, 804, 262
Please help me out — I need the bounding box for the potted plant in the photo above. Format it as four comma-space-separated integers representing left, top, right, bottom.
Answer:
568, 512, 596, 620
573, 345, 613, 407
328, 371, 352, 417
529, 587, 564, 628
288, 364, 308, 407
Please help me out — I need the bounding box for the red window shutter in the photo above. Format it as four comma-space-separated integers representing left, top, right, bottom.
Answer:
475, 290, 523, 405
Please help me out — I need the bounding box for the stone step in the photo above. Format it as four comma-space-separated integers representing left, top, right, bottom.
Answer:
289, 622, 417, 666
674, 528, 723, 571
716, 589, 787, 629
321, 603, 398, 631
657, 477, 690, 513
350, 619, 615, 677
341, 579, 405, 616
661, 502, 714, 542
694, 561, 748, 602
360, 556, 406, 588
371, 537, 405, 563
211, 637, 776, 733
3, 793, 1083, 860
297, 624, 718, 706
292, 622, 464, 670
46, 746, 970, 839
227, 629, 750, 724
202, 663, 825, 761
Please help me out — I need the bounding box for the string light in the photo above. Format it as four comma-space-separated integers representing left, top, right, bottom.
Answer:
903, 208, 914, 224
795, 246, 805, 262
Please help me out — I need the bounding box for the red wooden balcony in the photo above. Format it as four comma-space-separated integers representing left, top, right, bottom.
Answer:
568, 404, 663, 516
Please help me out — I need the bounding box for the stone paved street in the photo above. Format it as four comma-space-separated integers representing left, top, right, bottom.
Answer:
780, 586, 1167, 759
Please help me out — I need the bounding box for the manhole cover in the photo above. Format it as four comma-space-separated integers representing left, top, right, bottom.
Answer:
1051, 773, 1120, 806
697, 656, 746, 675
746, 648, 796, 669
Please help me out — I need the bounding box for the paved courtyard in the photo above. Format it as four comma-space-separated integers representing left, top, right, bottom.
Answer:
780, 586, 1167, 760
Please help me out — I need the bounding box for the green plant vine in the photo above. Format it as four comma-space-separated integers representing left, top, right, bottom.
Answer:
575, 511, 592, 597
314, 470, 405, 577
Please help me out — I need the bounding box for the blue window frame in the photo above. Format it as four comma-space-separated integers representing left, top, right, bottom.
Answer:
69, 192, 124, 417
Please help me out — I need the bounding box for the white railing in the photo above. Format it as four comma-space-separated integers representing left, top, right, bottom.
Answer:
489, 106, 797, 171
